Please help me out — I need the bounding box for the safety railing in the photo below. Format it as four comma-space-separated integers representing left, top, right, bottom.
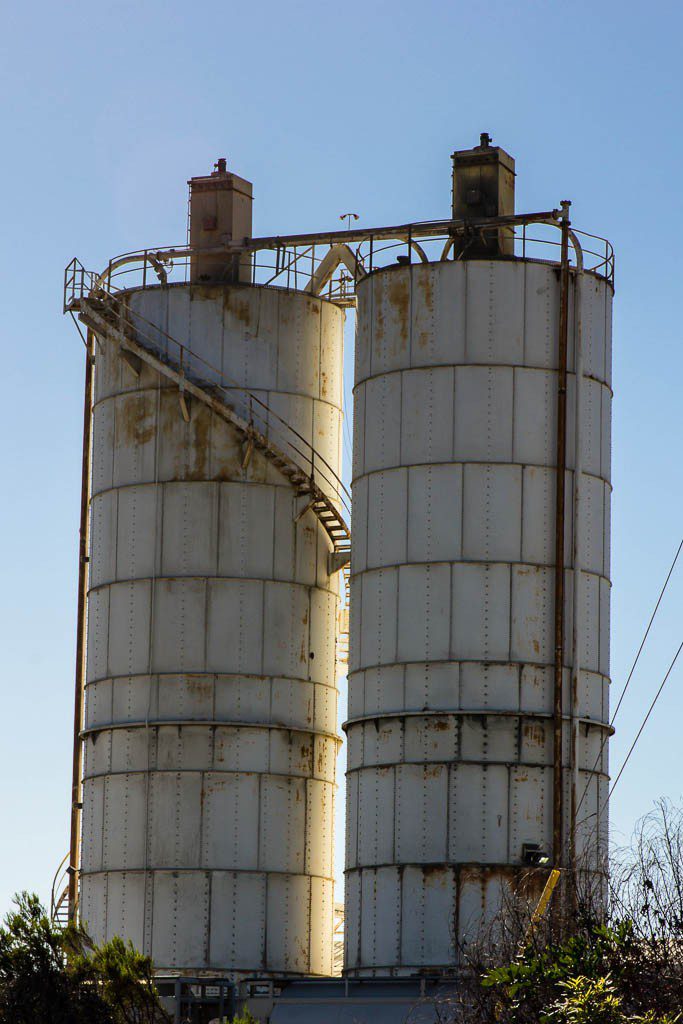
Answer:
64, 211, 614, 317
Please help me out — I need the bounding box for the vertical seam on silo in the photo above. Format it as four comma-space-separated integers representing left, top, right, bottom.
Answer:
204, 869, 211, 969
144, 370, 161, 954
444, 758, 451, 864
103, 871, 109, 943
199, 764, 207, 868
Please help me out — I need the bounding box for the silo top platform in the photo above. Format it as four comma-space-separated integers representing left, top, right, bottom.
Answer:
64, 207, 614, 322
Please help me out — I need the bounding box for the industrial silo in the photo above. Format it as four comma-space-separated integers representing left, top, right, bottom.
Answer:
70, 161, 347, 978
344, 136, 613, 975
61, 138, 615, 1012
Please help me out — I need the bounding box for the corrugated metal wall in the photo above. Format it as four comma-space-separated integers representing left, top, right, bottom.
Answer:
345, 260, 612, 975
80, 284, 344, 976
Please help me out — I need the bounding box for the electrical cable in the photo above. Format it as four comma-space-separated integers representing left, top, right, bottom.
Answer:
574, 537, 683, 820
608, 638, 683, 800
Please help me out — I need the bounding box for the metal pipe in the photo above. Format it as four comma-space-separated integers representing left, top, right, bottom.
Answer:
553, 202, 571, 870
67, 330, 94, 921
570, 268, 585, 877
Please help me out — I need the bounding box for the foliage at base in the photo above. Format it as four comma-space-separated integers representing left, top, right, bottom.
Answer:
0, 892, 169, 1024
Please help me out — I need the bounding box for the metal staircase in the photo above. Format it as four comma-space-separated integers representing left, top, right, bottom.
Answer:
67, 284, 351, 569
50, 853, 70, 928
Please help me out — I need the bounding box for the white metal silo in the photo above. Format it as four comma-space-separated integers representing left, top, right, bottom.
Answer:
71, 162, 347, 978
344, 139, 613, 975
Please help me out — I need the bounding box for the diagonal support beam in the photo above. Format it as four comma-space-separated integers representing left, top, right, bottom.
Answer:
307, 244, 366, 296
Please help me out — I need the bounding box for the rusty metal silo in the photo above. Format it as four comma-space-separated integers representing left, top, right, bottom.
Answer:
65, 161, 350, 979
344, 137, 614, 975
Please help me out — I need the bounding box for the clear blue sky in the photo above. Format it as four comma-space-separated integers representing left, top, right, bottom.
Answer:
1, 0, 682, 917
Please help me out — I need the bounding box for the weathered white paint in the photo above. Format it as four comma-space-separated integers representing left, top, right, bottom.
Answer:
81, 283, 344, 977
346, 260, 613, 976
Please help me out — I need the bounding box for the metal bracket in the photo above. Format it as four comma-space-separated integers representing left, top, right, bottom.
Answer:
178, 386, 191, 423
294, 498, 315, 524
120, 346, 142, 377
328, 550, 351, 575
241, 435, 254, 470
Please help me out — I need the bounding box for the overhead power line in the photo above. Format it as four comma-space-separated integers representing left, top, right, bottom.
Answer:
575, 538, 683, 821
608, 638, 683, 800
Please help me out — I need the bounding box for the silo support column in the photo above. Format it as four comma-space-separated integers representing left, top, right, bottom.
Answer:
553, 202, 571, 872
68, 331, 93, 921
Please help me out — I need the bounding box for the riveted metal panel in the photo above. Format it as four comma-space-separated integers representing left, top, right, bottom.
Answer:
79, 873, 107, 945
89, 490, 117, 589
512, 367, 555, 466
81, 776, 104, 873
367, 469, 407, 569
308, 588, 337, 685
115, 485, 158, 582
266, 874, 312, 973
152, 579, 207, 674
363, 374, 402, 474
83, 284, 342, 977
349, 260, 612, 974
356, 767, 395, 867
113, 391, 158, 487
214, 725, 270, 772
454, 365, 513, 462
510, 765, 551, 858
209, 871, 267, 970
452, 563, 511, 661
363, 663, 404, 716
156, 724, 213, 771
156, 674, 213, 720
309, 877, 335, 975
86, 587, 110, 683
450, 764, 509, 862
511, 565, 553, 663
401, 865, 451, 967
462, 464, 522, 562
212, 674, 268, 723
85, 679, 113, 728
410, 261, 466, 367
395, 764, 448, 862
110, 675, 154, 722
397, 564, 451, 662
370, 272, 411, 376
352, 380, 366, 481
91, 401, 114, 496
466, 261, 524, 365
149, 772, 202, 867
407, 464, 462, 564
405, 661, 459, 711
201, 773, 259, 869
359, 867, 400, 968
110, 727, 149, 772
107, 580, 151, 679
404, 715, 458, 763
359, 569, 398, 668
206, 579, 264, 675
104, 871, 146, 949
306, 778, 334, 877
401, 367, 455, 464
152, 872, 210, 969
460, 662, 519, 711
523, 262, 561, 370
161, 482, 218, 577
